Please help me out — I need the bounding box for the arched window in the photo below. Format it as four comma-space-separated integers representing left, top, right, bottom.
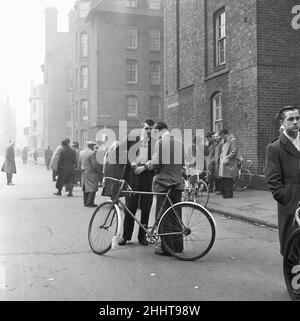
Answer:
81, 66, 88, 89
81, 100, 88, 121
80, 32, 88, 57
212, 93, 223, 132
81, 130, 88, 148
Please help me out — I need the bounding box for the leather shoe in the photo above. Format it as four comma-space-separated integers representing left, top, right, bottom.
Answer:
154, 246, 171, 256
53, 191, 62, 196
86, 204, 97, 208
138, 238, 148, 246
67, 193, 73, 197
223, 195, 233, 199
118, 238, 127, 246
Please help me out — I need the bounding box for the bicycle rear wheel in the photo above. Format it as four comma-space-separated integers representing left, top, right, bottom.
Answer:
159, 202, 216, 261
88, 201, 118, 255
234, 169, 252, 191
194, 180, 209, 207
283, 228, 300, 301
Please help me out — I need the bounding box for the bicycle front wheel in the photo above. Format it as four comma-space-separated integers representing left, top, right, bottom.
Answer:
234, 169, 252, 191
159, 202, 216, 261
88, 201, 118, 255
194, 180, 209, 207
283, 228, 300, 301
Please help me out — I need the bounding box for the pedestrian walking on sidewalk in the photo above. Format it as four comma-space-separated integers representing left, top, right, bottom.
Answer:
265, 105, 300, 255
44, 146, 53, 170
218, 128, 238, 199
21, 146, 28, 164
33, 150, 38, 164
54, 139, 76, 196
212, 133, 222, 192
50, 144, 63, 182
1, 140, 16, 185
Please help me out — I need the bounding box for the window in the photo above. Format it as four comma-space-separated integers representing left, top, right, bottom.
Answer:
126, 59, 137, 83
125, 0, 137, 7
79, 2, 90, 19
81, 130, 88, 148
81, 100, 88, 121
149, 0, 160, 10
212, 93, 223, 132
32, 120, 37, 132
81, 66, 88, 89
149, 96, 160, 119
150, 61, 161, 85
126, 96, 138, 118
215, 10, 226, 66
126, 26, 137, 49
149, 29, 160, 51
80, 32, 88, 57
32, 103, 37, 114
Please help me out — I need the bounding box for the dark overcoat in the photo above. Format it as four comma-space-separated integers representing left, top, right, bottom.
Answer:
1, 145, 16, 174
57, 145, 76, 184
265, 133, 300, 255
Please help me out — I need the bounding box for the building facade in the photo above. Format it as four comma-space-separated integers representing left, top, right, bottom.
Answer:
28, 82, 45, 153
86, 0, 164, 142
69, 0, 91, 149
164, 0, 300, 188
0, 95, 16, 155
43, 7, 73, 150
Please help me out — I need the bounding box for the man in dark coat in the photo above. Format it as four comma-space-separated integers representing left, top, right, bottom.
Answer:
1, 140, 16, 185
118, 119, 155, 246
265, 105, 300, 255
21, 146, 28, 164
146, 121, 185, 256
44, 146, 53, 170
54, 139, 76, 196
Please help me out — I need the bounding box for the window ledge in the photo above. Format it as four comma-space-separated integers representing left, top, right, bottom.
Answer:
205, 68, 230, 81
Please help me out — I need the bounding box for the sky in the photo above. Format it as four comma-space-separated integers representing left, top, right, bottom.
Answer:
0, 0, 76, 145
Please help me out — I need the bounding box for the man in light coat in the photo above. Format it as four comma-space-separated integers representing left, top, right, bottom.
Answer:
218, 128, 238, 198
79, 141, 102, 207
1, 140, 16, 185
50, 143, 63, 182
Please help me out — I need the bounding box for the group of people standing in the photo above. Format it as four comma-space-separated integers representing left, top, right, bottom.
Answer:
186, 128, 239, 199
50, 138, 103, 208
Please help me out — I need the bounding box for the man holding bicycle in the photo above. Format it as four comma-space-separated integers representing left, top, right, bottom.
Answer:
146, 121, 185, 256
265, 105, 300, 255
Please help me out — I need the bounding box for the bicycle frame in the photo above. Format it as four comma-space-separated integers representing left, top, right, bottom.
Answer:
116, 190, 184, 239
104, 177, 184, 240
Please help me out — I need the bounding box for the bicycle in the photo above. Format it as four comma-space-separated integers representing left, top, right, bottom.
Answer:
233, 157, 253, 191
88, 177, 216, 261
283, 202, 300, 301
182, 168, 210, 207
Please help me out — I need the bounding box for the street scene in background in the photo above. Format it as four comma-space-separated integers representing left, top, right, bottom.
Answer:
0, 0, 300, 305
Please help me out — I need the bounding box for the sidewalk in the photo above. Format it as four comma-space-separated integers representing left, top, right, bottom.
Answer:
207, 188, 278, 229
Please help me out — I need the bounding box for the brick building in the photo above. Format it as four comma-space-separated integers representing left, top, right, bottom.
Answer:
69, 0, 91, 149
43, 7, 73, 150
86, 0, 164, 141
164, 0, 300, 188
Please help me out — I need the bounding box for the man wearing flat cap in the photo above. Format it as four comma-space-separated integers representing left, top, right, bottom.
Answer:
79, 141, 102, 207
265, 105, 300, 255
